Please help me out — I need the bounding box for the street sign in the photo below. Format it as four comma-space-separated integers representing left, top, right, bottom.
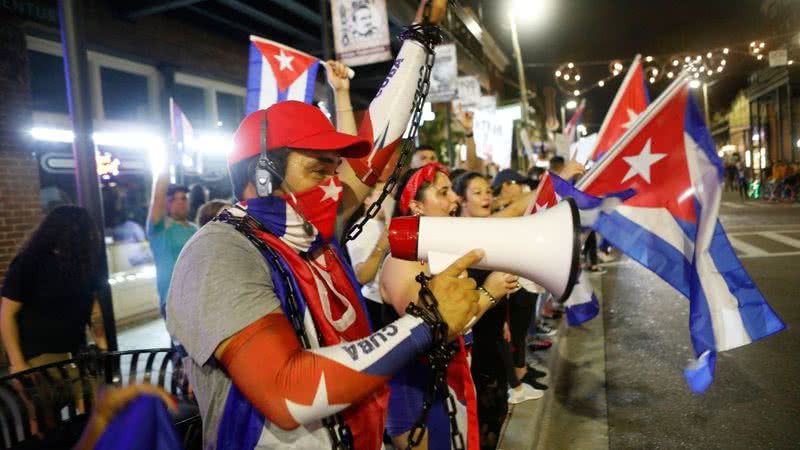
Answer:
769, 49, 788, 67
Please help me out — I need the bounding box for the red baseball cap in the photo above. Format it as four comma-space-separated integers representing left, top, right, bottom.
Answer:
228, 100, 372, 166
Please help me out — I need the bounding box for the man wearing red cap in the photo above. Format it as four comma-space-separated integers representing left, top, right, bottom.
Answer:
166, 2, 483, 449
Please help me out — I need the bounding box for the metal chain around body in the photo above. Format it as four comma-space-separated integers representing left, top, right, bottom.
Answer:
343, 22, 442, 245
214, 211, 355, 450
403, 273, 465, 450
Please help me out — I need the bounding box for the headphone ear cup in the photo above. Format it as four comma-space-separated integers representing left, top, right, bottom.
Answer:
255, 161, 272, 197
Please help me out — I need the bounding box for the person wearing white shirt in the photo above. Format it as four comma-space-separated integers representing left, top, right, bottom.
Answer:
346, 183, 394, 328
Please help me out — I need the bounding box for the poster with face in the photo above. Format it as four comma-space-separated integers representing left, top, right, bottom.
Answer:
428, 43, 458, 103
331, 0, 392, 66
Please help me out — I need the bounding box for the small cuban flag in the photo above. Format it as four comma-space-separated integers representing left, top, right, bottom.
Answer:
169, 97, 193, 148
246, 35, 321, 114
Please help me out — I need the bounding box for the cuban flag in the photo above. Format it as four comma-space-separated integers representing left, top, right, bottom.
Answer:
169, 97, 194, 147
590, 55, 649, 162
578, 74, 785, 393
247, 35, 320, 114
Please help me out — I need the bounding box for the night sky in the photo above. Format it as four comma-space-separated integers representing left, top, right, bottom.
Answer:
478, 0, 799, 129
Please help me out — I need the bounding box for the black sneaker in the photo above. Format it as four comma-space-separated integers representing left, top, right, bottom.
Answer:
521, 372, 548, 390
526, 365, 547, 379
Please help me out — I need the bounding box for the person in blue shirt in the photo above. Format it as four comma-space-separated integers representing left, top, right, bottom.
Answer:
147, 164, 197, 319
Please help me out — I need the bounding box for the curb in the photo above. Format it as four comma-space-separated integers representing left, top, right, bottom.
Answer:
499, 274, 610, 450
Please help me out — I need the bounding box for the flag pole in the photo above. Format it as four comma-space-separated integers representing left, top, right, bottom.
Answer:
577, 72, 691, 189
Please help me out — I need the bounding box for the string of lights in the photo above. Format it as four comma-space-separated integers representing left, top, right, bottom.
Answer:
538, 31, 800, 97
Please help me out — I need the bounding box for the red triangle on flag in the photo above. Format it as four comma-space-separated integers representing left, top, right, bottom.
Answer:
592, 56, 649, 161
252, 37, 318, 92
583, 80, 695, 223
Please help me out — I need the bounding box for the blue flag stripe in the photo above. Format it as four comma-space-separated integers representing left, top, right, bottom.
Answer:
246, 43, 263, 115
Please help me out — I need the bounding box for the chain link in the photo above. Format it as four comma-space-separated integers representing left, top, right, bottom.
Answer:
344, 22, 442, 244
403, 273, 465, 450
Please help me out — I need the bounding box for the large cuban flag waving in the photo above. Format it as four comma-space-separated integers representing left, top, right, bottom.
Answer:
578, 74, 785, 393
247, 35, 320, 114
590, 55, 649, 162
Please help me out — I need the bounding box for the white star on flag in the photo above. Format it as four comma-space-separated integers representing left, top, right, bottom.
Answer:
274, 49, 295, 71
535, 199, 551, 211
621, 108, 639, 129
319, 178, 343, 202
621, 138, 667, 184
285, 373, 347, 424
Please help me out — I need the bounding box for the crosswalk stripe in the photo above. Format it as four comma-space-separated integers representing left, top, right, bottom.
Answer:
727, 236, 769, 257
759, 231, 800, 249
722, 201, 745, 209
738, 251, 800, 259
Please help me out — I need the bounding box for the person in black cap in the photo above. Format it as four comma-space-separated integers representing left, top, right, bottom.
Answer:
492, 169, 529, 211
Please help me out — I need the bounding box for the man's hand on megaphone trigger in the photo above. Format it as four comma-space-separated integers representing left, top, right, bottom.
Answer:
428, 249, 484, 341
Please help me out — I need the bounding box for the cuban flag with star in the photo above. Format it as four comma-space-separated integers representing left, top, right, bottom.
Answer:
247, 35, 320, 114
579, 74, 785, 393
590, 55, 649, 162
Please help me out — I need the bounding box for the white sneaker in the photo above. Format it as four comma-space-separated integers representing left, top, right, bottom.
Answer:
507, 383, 544, 404
598, 251, 615, 263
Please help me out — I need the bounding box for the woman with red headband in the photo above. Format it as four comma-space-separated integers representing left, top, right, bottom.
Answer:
379, 163, 517, 450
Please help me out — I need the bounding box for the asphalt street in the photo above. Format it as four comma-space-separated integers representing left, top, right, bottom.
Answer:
603, 192, 800, 450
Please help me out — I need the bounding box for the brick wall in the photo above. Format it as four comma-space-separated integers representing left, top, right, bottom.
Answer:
0, 14, 42, 284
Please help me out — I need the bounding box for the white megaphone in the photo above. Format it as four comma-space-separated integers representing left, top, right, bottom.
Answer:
388, 198, 581, 302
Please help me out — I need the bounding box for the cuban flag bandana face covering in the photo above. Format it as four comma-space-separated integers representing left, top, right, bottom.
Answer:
239, 176, 343, 254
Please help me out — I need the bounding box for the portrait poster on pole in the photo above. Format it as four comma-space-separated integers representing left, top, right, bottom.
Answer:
331, 0, 392, 66
428, 43, 458, 103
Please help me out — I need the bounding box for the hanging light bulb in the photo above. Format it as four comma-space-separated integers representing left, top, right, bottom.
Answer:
757, 54, 764, 60
723, 48, 729, 54
573, 89, 580, 96
649, 77, 655, 83
721, 59, 726, 66
598, 80, 605, 87
707, 69, 713, 76
555, 70, 562, 77
645, 55, 653, 62
575, 74, 581, 81
667, 71, 674, 78
717, 66, 723, 72
568, 62, 575, 69
673, 59, 679, 66
706, 52, 713, 58
684, 56, 691, 63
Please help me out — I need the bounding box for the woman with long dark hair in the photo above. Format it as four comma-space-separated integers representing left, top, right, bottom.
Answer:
1, 205, 108, 373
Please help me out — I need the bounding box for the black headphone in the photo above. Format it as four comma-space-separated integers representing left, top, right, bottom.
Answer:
255, 110, 273, 198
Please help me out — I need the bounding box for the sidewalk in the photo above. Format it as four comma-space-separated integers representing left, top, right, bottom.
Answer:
499, 273, 609, 450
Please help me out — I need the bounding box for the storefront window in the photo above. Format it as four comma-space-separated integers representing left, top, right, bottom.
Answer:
216, 92, 244, 131
28, 50, 69, 114
101, 67, 149, 121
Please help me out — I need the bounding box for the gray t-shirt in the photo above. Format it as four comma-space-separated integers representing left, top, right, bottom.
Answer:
166, 221, 333, 448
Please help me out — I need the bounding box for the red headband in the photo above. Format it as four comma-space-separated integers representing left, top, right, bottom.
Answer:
399, 162, 449, 215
